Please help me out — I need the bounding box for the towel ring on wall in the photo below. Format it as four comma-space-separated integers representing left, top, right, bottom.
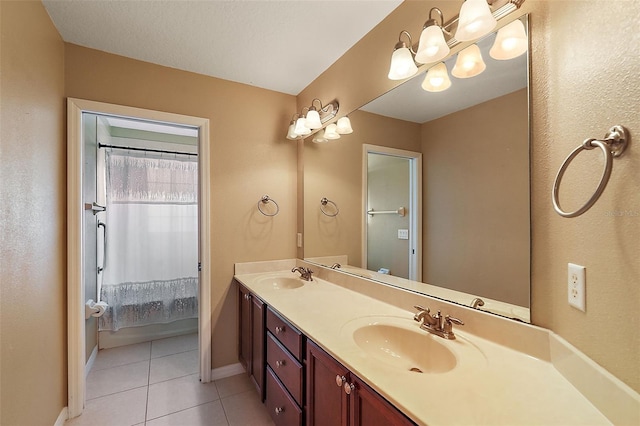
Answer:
258, 195, 280, 217
552, 125, 629, 218
320, 197, 339, 217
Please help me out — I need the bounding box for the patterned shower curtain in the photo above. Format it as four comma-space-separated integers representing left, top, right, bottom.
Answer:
99, 151, 199, 331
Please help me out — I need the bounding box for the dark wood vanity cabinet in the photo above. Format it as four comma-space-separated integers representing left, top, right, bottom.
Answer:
238, 284, 265, 400
306, 340, 415, 426
265, 307, 305, 426
237, 281, 414, 426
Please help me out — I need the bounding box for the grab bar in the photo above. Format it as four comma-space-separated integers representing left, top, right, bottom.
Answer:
97, 221, 107, 273
367, 207, 406, 217
552, 125, 629, 218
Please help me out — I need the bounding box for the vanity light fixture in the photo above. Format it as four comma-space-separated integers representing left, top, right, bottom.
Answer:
286, 99, 342, 141
387, 1, 525, 81
422, 62, 452, 92
312, 130, 329, 143
286, 114, 301, 140
451, 44, 486, 78
489, 18, 528, 60
324, 123, 341, 140
294, 111, 312, 136
455, 0, 497, 42
388, 31, 419, 80
336, 116, 353, 134
415, 8, 450, 64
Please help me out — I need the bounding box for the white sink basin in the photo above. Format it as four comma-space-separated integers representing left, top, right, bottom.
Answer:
352, 323, 457, 374
341, 316, 485, 375
257, 276, 305, 290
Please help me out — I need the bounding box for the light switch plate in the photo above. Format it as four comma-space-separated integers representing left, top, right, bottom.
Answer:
568, 263, 586, 312
397, 229, 409, 240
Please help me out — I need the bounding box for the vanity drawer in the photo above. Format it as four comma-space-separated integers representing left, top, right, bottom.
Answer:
265, 366, 302, 426
266, 307, 304, 360
267, 332, 303, 405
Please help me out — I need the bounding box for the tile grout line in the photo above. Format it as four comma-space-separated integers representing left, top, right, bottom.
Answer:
144, 340, 152, 424
214, 379, 232, 426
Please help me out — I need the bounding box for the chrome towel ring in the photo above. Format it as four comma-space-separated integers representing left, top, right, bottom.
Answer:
320, 197, 339, 217
258, 195, 280, 216
552, 125, 629, 218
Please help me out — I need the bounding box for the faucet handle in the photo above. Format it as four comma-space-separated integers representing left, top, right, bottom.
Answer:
413, 305, 429, 312
413, 305, 430, 322
446, 315, 464, 326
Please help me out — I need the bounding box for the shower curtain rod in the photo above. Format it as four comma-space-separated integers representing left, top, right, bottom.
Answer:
98, 143, 197, 157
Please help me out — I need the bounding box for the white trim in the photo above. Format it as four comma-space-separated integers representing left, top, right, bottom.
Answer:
362, 144, 422, 281
66, 98, 212, 419
54, 407, 68, 426
85, 345, 98, 377
210, 363, 246, 381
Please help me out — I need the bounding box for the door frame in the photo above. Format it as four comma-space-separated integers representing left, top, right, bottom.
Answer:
67, 98, 212, 418
362, 144, 422, 281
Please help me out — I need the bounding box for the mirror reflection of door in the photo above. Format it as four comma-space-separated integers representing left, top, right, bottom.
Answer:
364, 146, 422, 281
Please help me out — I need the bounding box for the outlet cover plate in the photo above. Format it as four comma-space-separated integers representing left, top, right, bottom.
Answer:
568, 263, 586, 312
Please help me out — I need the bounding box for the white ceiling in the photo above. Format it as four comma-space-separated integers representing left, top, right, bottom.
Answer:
42, 0, 402, 96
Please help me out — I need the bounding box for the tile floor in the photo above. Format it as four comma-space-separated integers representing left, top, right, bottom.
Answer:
66, 333, 274, 426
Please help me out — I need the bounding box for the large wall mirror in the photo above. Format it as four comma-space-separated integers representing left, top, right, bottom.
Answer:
303, 15, 531, 322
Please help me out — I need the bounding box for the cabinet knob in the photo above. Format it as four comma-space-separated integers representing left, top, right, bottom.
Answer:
274, 407, 284, 415
344, 382, 355, 395
243, 294, 251, 301
335, 375, 346, 387
275, 360, 285, 368
274, 326, 285, 334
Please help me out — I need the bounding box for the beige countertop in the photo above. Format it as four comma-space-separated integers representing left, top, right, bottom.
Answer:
234, 268, 622, 425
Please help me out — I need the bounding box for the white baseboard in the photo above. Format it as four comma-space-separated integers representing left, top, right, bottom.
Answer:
54, 407, 68, 426
210, 363, 245, 381
85, 345, 98, 377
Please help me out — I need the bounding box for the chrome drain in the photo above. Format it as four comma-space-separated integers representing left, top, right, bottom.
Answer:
409, 367, 423, 373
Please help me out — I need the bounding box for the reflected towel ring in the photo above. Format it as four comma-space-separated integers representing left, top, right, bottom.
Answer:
552, 125, 629, 218
258, 195, 280, 217
320, 197, 339, 217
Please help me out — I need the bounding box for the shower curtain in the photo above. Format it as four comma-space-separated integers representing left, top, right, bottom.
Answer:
99, 151, 199, 331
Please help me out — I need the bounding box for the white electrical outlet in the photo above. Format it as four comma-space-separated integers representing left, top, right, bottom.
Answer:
568, 263, 586, 312
297, 233, 303, 248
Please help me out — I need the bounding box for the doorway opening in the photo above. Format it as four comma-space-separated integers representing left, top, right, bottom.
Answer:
362, 144, 422, 281
67, 99, 212, 419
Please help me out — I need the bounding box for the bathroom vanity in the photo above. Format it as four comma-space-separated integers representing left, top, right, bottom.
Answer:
234, 260, 638, 426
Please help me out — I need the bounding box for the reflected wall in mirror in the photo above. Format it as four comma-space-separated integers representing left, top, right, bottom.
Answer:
304, 16, 530, 322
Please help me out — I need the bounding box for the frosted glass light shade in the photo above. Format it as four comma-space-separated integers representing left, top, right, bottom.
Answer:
490, 19, 528, 60
312, 130, 328, 143
455, 0, 497, 42
415, 25, 450, 64
388, 47, 418, 80
294, 117, 311, 136
286, 123, 298, 140
305, 109, 322, 129
336, 117, 353, 134
452, 44, 486, 78
421, 62, 452, 92
324, 124, 341, 140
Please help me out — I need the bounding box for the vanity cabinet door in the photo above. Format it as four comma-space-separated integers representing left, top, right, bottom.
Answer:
306, 340, 350, 426
350, 376, 415, 426
238, 283, 265, 400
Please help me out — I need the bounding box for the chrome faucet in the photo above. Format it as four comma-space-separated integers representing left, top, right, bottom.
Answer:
291, 266, 314, 281
330, 263, 341, 269
413, 305, 464, 340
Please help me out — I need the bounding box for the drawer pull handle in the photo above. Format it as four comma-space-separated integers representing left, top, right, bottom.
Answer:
275, 326, 285, 334
344, 382, 355, 395
335, 375, 346, 387
275, 360, 285, 367
275, 407, 284, 415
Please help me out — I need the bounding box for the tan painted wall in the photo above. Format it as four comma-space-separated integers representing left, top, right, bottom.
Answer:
421, 89, 529, 307
0, 2, 67, 425
64, 44, 298, 369
301, 0, 640, 392
303, 109, 421, 266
